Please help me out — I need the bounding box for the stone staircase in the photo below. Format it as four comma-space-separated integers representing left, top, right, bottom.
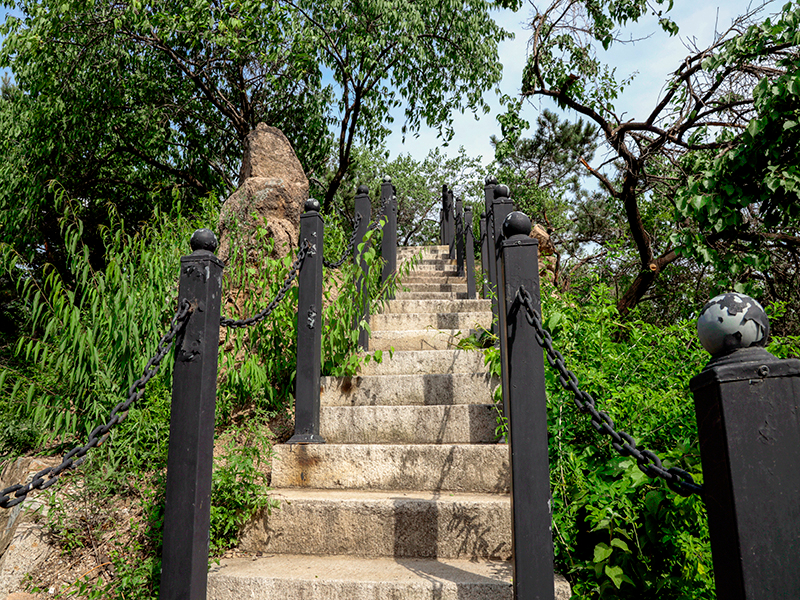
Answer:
207, 245, 569, 599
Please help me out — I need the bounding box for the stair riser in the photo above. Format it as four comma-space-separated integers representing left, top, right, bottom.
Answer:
357, 350, 487, 375
370, 330, 466, 351
401, 283, 468, 293
321, 404, 497, 444
371, 312, 491, 332
320, 373, 498, 407
402, 275, 468, 284
239, 497, 511, 560
383, 299, 491, 314
395, 292, 471, 300
271, 444, 510, 493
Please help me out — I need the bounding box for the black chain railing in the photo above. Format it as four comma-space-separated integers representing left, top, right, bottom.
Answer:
0, 299, 193, 509
220, 239, 311, 329
517, 285, 703, 497
323, 212, 361, 269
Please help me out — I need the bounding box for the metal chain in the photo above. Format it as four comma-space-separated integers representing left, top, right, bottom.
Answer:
0, 300, 192, 509
220, 239, 311, 329
323, 212, 361, 269
516, 285, 703, 497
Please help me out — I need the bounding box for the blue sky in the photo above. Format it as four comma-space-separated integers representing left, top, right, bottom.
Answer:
382, 0, 781, 165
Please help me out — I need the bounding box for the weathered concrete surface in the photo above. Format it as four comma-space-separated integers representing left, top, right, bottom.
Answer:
399, 282, 468, 293
383, 299, 491, 315
371, 311, 491, 332
369, 329, 467, 351
320, 404, 497, 444
402, 274, 472, 284
239, 489, 511, 560
320, 373, 497, 407
357, 349, 486, 376
208, 555, 572, 600
0, 522, 52, 594
271, 444, 509, 493
394, 291, 471, 300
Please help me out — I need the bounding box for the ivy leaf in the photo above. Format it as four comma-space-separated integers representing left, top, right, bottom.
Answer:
593, 542, 613, 563
605, 564, 625, 588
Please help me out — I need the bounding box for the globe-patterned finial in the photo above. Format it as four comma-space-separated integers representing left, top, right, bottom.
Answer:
697, 293, 770, 357
485, 175, 498, 185
305, 198, 320, 212
383, 175, 391, 183
502, 211, 532, 239
190, 228, 218, 253
493, 184, 510, 199
357, 184, 370, 195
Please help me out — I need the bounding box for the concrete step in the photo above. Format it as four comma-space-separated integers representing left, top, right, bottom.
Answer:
383, 299, 491, 314
371, 311, 491, 332
402, 274, 468, 284
418, 258, 456, 266
238, 489, 511, 560
412, 264, 459, 273
370, 329, 466, 351
395, 291, 471, 300
208, 554, 560, 600
320, 373, 497, 407
358, 349, 487, 376
400, 282, 468, 293
271, 444, 509, 493
321, 404, 497, 444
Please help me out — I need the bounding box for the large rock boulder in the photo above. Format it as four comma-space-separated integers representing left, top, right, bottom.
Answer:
217, 123, 308, 265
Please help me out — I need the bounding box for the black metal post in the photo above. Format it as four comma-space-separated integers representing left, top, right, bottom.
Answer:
455, 197, 465, 277
500, 211, 554, 600
442, 185, 454, 255
690, 296, 800, 600
380, 176, 397, 298
288, 200, 326, 445
448, 189, 456, 259
354, 184, 371, 350
493, 183, 515, 355
484, 176, 498, 332
464, 207, 476, 299
160, 229, 223, 600
479, 213, 489, 299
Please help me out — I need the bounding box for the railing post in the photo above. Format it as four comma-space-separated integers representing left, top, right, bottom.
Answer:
354, 184, 372, 350
160, 229, 223, 600
288, 200, 326, 444
483, 176, 498, 332
492, 183, 515, 351
380, 175, 397, 298
479, 212, 489, 299
464, 207, 476, 299
455, 197, 465, 277
448, 189, 456, 259
690, 293, 800, 600
442, 185, 453, 255
500, 211, 554, 600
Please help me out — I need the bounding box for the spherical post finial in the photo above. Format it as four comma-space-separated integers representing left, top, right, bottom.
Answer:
382, 175, 391, 183
697, 293, 770, 357
304, 198, 320, 212
356, 184, 370, 195
190, 228, 218, 253
485, 175, 498, 186
493, 184, 510, 199
502, 211, 532, 239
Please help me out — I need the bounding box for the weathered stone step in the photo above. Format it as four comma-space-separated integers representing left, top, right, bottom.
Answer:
370, 329, 466, 351
238, 489, 511, 560
413, 264, 459, 273
320, 373, 497, 407
208, 554, 550, 600
417, 258, 456, 265
402, 274, 468, 284
371, 311, 491, 332
395, 291, 471, 300
321, 404, 496, 444
358, 349, 487, 375
383, 299, 491, 314
271, 444, 509, 493
401, 282, 468, 293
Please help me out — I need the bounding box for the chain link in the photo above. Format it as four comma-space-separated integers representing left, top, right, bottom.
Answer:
220, 240, 310, 328
516, 286, 702, 497
0, 300, 192, 509
323, 212, 361, 269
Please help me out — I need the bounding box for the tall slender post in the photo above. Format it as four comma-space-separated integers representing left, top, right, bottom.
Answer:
464, 207, 476, 299
484, 176, 498, 332
500, 211, 554, 600
690, 293, 800, 600
380, 176, 397, 297
493, 183, 515, 347
288, 200, 326, 444
479, 213, 489, 299
455, 197, 465, 277
442, 185, 453, 255
447, 189, 456, 259
160, 229, 223, 600
354, 184, 372, 350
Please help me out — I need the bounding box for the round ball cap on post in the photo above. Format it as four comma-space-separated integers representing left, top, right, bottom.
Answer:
304, 198, 320, 213
485, 175, 498, 185
502, 211, 532, 239
357, 184, 370, 195
697, 293, 770, 357
190, 228, 218, 254
493, 184, 510, 199
382, 175, 391, 183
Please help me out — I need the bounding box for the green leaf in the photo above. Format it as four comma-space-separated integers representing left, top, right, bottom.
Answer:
605, 564, 625, 588
593, 542, 612, 563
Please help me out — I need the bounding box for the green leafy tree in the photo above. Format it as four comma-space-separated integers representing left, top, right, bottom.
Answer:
520, 0, 796, 316
286, 0, 512, 211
